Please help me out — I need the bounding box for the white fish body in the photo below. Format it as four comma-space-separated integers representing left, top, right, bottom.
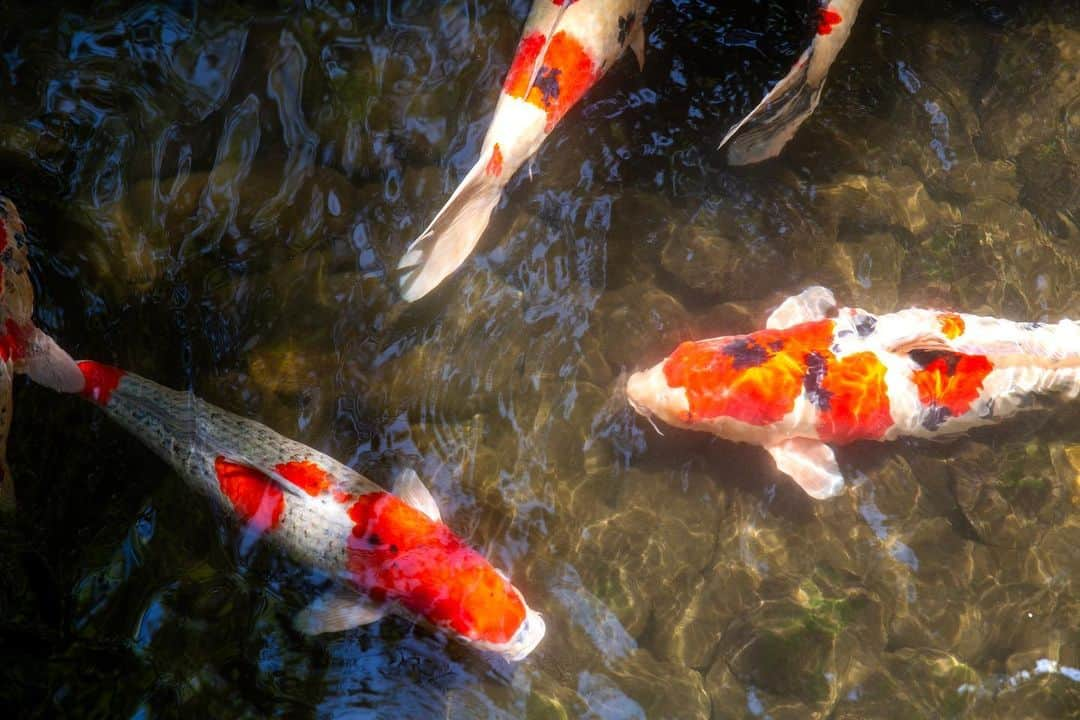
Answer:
628, 287, 1080, 499
719, 0, 863, 165
397, 0, 651, 301
76, 362, 545, 661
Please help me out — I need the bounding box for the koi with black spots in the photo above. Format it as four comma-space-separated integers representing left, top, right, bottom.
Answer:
628, 286, 1080, 499
397, 0, 651, 301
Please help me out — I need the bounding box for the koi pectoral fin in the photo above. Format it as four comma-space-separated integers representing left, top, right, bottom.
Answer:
294, 589, 388, 635
764, 437, 845, 499
766, 286, 837, 329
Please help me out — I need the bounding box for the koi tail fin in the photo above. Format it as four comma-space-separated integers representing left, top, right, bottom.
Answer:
396, 157, 503, 303
717, 47, 823, 166
21, 326, 85, 394
719, 1, 861, 165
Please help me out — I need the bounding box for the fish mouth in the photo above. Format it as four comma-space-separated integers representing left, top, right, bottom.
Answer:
624, 370, 649, 417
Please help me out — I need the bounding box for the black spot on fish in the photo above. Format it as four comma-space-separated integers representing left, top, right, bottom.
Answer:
618, 13, 636, 45
803, 351, 831, 411
837, 329, 854, 338
723, 337, 771, 369
922, 405, 952, 431
856, 314, 877, 337
535, 66, 561, 107
368, 533, 381, 546
390, 544, 398, 554
910, 349, 961, 375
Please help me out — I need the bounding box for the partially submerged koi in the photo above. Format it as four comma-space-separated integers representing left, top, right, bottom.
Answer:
76, 362, 545, 660
0, 196, 82, 510
628, 286, 1080, 499
719, 0, 863, 165
397, 0, 651, 301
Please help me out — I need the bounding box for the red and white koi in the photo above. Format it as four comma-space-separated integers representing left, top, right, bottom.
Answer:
627, 286, 1080, 499
0, 196, 82, 509
718, 0, 862, 165
75, 362, 545, 660
397, 0, 651, 301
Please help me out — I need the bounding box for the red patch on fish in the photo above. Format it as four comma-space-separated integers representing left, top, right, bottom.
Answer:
77, 361, 125, 405
913, 352, 993, 418
938, 313, 965, 340
485, 143, 504, 177
504, 32, 547, 98
664, 320, 836, 425
0, 216, 8, 253
817, 8, 843, 35
0, 320, 31, 362
215, 457, 285, 532
817, 351, 893, 443
275, 460, 330, 496
346, 492, 526, 645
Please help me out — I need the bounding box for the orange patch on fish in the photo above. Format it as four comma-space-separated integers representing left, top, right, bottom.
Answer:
215, 457, 285, 532
913, 352, 993, 417
275, 460, 331, 496
503, 32, 546, 98
817, 351, 893, 443
938, 313, 965, 340
505, 30, 598, 131
346, 492, 526, 645
77, 360, 125, 406
485, 143, 504, 177
664, 320, 836, 425
0, 320, 30, 361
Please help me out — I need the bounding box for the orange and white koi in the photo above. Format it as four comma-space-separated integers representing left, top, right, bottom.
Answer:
0, 196, 82, 509
628, 286, 1080, 499
75, 362, 545, 660
719, 0, 862, 165
397, 0, 651, 301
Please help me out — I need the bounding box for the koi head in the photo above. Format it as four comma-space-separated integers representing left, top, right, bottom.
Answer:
626, 358, 691, 431
346, 492, 545, 661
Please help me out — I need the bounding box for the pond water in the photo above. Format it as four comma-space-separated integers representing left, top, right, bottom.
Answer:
2, 0, 1078, 717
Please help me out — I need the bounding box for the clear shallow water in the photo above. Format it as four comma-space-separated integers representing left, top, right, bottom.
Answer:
2, 0, 1079, 717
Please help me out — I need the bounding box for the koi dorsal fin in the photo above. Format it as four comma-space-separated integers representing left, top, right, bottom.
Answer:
766, 286, 837, 329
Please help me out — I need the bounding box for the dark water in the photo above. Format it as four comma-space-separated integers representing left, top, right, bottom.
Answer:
2, 0, 1079, 717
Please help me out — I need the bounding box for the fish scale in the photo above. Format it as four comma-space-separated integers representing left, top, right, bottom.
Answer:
76, 362, 545, 660
90, 369, 358, 570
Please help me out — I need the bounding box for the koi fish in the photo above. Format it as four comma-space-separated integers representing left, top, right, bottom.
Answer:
397, 0, 651, 301
718, 0, 862, 165
627, 286, 1080, 499
75, 362, 545, 660
0, 196, 83, 510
